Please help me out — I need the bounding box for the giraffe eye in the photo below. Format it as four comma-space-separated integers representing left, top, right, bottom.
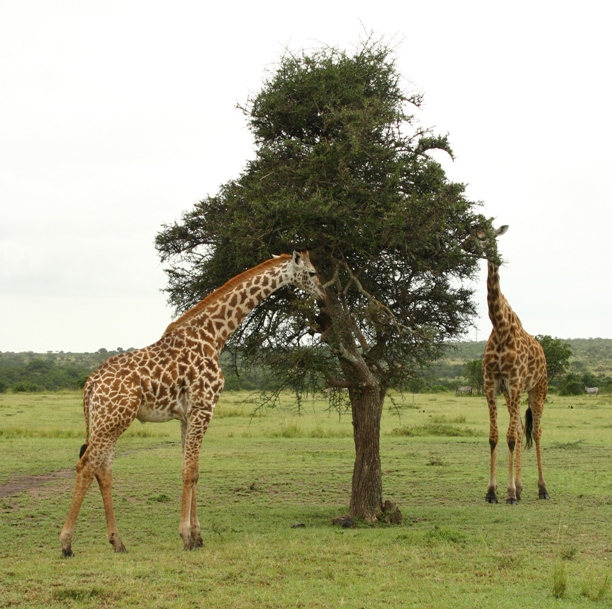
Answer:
309, 271, 317, 277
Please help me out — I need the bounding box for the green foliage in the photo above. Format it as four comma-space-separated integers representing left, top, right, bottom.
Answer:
535, 335, 572, 383
0, 349, 133, 393
155, 36, 488, 397
559, 373, 588, 396
463, 359, 483, 394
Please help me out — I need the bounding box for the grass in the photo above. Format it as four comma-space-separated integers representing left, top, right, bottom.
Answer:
1, 390, 612, 607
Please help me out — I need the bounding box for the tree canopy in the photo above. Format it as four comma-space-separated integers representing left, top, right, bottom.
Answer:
155, 37, 492, 521
535, 335, 573, 383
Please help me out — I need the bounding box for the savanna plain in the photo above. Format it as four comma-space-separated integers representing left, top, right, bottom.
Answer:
1, 390, 611, 608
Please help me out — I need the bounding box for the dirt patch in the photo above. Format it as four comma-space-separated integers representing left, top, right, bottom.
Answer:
0, 468, 75, 498
0, 440, 179, 499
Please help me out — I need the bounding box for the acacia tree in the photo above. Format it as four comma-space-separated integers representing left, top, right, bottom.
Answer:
156, 38, 491, 521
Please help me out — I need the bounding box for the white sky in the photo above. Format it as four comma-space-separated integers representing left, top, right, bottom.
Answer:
1, 0, 611, 353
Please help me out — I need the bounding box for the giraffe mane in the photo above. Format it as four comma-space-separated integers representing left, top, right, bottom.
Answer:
163, 254, 291, 336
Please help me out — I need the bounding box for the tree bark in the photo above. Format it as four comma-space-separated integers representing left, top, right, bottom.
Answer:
348, 382, 384, 522
321, 292, 386, 522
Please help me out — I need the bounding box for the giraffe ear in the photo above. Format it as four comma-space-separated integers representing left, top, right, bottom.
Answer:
496, 225, 509, 237
292, 251, 302, 265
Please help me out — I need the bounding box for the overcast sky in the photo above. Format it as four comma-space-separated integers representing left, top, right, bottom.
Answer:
1, 0, 610, 353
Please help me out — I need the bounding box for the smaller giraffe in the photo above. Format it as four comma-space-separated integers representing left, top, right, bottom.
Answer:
476, 224, 549, 504
60, 251, 324, 557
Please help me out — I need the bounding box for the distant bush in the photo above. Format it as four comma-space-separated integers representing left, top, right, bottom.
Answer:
0, 350, 125, 393
12, 380, 43, 393
559, 373, 588, 396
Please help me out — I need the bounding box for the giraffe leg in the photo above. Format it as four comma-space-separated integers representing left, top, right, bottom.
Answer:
190, 487, 203, 548
60, 394, 136, 557
531, 379, 549, 499
514, 415, 524, 501
505, 389, 522, 505
179, 408, 213, 550
179, 420, 203, 548
484, 381, 499, 503
96, 455, 127, 553
60, 449, 96, 557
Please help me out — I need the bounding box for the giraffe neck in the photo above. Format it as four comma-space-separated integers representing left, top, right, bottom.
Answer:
486, 261, 513, 337
164, 255, 293, 353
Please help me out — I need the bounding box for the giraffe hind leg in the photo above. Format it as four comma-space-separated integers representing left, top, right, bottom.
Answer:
514, 416, 524, 501
60, 435, 128, 556
60, 446, 96, 557
530, 380, 550, 499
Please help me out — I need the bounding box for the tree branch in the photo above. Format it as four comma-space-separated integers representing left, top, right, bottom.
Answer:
340, 261, 417, 337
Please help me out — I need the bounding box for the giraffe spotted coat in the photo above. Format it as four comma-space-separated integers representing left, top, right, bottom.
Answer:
479, 225, 549, 504
60, 251, 324, 556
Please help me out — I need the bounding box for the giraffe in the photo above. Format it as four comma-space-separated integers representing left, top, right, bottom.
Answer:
477, 224, 549, 505
60, 251, 324, 557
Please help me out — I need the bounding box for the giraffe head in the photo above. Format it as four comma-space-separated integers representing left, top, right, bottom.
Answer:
464, 220, 508, 264
285, 250, 325, 300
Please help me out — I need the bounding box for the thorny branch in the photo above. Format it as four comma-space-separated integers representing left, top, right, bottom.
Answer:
339, 260, 417, 338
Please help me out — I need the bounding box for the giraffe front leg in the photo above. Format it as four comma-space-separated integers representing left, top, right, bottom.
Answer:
96, 458, 127, 553
484, 383, 499, 503
179, 463, 199, 550
505, 390, 522, 505
179, 408, 212, 550
180, 420, 203, 548
189, 487, 203, 548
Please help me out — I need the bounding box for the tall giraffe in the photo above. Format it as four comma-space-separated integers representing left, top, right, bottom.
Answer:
60, 251, 324, 557
478, 225, 549, 504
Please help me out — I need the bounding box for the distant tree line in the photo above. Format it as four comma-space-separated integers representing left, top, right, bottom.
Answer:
0, 349, 130, 393
1, 337, 611, 395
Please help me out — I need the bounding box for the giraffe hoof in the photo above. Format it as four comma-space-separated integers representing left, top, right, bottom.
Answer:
539, 492, 550, 500
506, 498, 519, 505
61, 547, 74, 558
485, 493, 498, 504
182, 537, 202, 551
109, 533, 127, 553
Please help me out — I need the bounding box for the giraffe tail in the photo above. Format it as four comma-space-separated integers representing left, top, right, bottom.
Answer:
524, 406, 534, 450
79, 377, 93, 459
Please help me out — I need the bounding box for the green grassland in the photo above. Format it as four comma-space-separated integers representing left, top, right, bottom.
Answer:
1, 390, 611, 608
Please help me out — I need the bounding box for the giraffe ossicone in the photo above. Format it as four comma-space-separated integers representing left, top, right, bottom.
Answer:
60, 251, 323, 556
477, 223, 549, 505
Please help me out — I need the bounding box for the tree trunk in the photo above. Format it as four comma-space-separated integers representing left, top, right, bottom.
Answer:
321, 293, 386, 522
348, 383, 384, 522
